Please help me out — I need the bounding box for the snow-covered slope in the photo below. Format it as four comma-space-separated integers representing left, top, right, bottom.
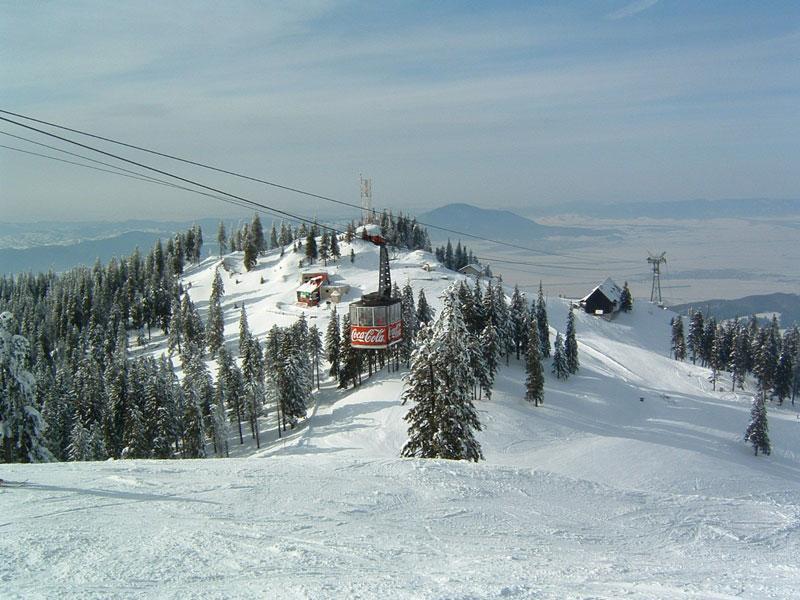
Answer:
3, 239, 800, 599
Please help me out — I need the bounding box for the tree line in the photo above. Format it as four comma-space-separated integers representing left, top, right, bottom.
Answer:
671, 310, 800, 456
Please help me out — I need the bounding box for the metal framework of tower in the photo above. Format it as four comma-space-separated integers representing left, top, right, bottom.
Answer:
360, 175, 373, 224
647, 252, 667, 304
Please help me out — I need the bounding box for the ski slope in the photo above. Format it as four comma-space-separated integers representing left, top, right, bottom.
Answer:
3, 240, 800, 599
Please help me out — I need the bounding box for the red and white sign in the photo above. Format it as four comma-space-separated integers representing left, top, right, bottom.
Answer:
351, 326, 388, 347
351, 321, 403, 348
388, 321, 402, 343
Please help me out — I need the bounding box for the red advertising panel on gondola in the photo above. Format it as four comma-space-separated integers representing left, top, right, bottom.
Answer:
351, 321, 402, 349
351, 325, 388, 348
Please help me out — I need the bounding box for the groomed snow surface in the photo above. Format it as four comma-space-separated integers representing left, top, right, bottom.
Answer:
3, 241, 800, 599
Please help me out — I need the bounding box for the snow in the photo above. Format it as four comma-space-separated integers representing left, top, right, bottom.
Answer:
2, 240, 800, 598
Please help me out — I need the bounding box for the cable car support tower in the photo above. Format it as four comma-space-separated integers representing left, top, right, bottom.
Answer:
647, 252, 667, 305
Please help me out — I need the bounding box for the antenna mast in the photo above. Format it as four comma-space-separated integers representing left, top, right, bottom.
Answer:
647, 252, 667, 304
360, 174, 373, 225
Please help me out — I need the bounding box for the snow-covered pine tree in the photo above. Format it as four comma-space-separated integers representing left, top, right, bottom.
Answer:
552, 332, 569, 380
241, 336, 264, 448
238, 305, 250, 358
181, 351, 213, 458
305, 228, 318, 264
308, 324, 323, 390
744, 394, 770, 456
480, 321, 499, 399
329, 230, 340, 261
325, 305, 341, 379
687, 310, 704, 365
620, 282, 633, 312
709, 324, 724, 391
243, 230, 258, 271
670, 316, 686, 361
565, 306, 579, 374
251, 213, 265, 254
729, 323, 749, 391
400, 282, 417, 366
753, 330, 776, 401
493, 282, 512, 365
525, 317, 544, 406
206, 269, 225, 358
509, 285, 528, 360
0, 312, 52, 463
416, 289, 433, 326
338, 314, 361, 389
535, 282, 551, 358
401, 287, 483, 462
773, 342, 792, 405
215, 347, 242, 445
217, 221, 227, 256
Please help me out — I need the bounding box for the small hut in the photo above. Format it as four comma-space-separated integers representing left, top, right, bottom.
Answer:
580, 278, 623, 315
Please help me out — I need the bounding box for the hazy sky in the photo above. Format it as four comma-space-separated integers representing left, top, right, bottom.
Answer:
1, 1, 798, 222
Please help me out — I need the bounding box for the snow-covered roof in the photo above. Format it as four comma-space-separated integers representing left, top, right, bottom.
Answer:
355, 223, 382, 237
458, 264, 483, 275
581, 277, 622, 304
297, 278, 324, 293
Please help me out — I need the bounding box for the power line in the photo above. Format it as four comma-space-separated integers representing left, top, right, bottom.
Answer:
0, 114, 344, 236
0, 109, 641, 267
4, 141, 648, 287
0, 142, 313, 225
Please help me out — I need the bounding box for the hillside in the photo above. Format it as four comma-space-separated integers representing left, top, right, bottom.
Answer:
418, 202, 615, 242
669, 292, 800, 328
2, 238, 799, 599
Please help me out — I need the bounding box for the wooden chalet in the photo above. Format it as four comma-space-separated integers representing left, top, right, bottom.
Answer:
580, 278, 623, 315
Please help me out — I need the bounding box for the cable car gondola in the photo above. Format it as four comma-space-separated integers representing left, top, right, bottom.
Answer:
349, 234, 402, 349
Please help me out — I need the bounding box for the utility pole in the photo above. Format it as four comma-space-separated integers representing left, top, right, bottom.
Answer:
647, 252, 667, 305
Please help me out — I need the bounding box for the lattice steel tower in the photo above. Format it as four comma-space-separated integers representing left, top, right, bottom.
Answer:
360, 175, 373, 224
647, 252, 667, 304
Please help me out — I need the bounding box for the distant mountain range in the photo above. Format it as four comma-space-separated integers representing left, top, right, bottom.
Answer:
533, 198, 800, 220
417, 203, 616, 243
669, 293, 800, 328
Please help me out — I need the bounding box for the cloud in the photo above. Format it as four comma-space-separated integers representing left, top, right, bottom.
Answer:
607, 0, 660, 20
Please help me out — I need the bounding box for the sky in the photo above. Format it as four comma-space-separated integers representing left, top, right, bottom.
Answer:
1, 0, 798, 222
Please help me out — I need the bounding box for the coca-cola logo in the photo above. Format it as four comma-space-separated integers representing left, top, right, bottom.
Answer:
351, 327, 387, 345
388, 321, 402, 340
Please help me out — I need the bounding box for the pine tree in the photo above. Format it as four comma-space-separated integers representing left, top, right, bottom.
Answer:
238, 305, 250, 358
509, 285, 528, 360
243, 232, 258, 271
535, 282, 551, 358
217, 347, 245, 445
709, 325, 724, 391
401, 287, 483, 462
338, 314, 360, 389
305, 228, 318, 264
620, 282, 633, 312
565, 307, 579, 374
772, 341, 793, 405
416, 289, 433, 326
552, 333, 569, 380
525, 318, 544, 406
206, 269, 225, 357
325, 306, 341, 379
400, 282, 417, 365
729, 324, 749, 391
671, 316, 687, 361
217, 221, 227, 256
241, 336, 264, 447
744, 394, 771, 456
269, 222, 279, 250
329, 231, 340, 261
251, 213, 266, 254
308, 325, 323, 390
0, 311, 52, 463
